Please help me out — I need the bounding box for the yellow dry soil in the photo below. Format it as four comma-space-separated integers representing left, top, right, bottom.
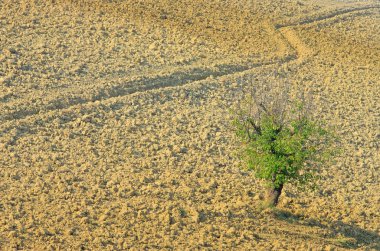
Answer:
0, 0, 379, 250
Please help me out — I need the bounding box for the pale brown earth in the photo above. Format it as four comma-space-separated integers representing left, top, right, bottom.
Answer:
0, 0, 379, 250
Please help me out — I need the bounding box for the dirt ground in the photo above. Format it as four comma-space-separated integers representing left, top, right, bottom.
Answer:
0, 0, 379, 250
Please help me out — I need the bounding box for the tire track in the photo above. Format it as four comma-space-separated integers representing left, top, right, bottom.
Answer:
276, 5, 379, 28
278, 27, 314, 63
0, 57, 287, 122
1, 5, 379, 125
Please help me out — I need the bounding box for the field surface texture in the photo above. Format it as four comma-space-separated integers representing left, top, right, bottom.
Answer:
0, 0, 379, 250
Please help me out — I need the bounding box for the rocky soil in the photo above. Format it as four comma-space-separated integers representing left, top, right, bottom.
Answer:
0, 0, 379, 250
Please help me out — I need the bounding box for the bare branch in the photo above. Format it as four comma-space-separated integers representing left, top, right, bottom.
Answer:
248, 118, 261, 135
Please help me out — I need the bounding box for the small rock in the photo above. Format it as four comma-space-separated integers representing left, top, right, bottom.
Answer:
148, 42, 157, 50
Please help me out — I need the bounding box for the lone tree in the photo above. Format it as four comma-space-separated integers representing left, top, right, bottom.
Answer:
234, 77, 335, 207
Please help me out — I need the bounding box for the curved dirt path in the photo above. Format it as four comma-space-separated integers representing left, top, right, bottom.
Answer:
1, 5, 378, 125
1, 2, 379, 250
278, 27, 314, 63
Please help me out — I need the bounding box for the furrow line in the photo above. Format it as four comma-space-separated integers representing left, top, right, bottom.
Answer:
1, 5, 378, 127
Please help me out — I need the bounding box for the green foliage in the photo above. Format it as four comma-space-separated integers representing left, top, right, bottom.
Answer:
234, 101, 335, 190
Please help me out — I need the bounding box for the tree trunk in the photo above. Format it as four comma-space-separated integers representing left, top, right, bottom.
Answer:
265, 183, 283, 207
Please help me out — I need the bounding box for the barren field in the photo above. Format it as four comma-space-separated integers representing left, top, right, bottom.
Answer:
0, 0, 379, 250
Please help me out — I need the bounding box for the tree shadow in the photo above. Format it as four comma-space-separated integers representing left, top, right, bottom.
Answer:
274, 210, 380, 249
